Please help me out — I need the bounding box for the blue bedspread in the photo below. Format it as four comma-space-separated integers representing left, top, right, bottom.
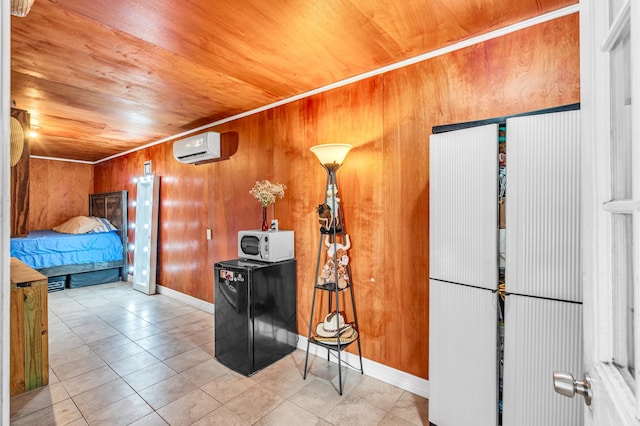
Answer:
10, 230, 123, 270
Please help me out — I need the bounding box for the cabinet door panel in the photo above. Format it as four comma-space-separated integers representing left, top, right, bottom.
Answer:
503, 295, 583, 426
505, 110, 581, 302
429, 124, 498, 289
429, 280, 497, 426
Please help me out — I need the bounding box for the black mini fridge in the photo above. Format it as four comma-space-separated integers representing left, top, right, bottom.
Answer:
214, 258, 297, 376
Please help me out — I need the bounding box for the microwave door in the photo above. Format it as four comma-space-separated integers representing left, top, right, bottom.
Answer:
241, 235, 260, 257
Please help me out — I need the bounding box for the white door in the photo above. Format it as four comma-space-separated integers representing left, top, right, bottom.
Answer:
1, 0, 12, 423
579, 0, 640, 424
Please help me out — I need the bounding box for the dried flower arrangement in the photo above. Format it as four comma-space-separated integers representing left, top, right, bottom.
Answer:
249, 180, 287, 207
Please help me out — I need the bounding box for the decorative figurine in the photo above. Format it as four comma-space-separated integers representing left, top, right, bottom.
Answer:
319, 234, 351, 289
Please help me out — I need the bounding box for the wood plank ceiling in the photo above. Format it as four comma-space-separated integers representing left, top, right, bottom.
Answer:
10, 0, 576, 162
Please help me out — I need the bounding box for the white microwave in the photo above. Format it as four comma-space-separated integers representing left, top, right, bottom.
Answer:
237, 230, 294, 262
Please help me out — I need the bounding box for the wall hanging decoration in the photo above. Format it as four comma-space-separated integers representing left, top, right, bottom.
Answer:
11, 0, 35, 17
9, 117, 24, 167
249, 180, 286, 231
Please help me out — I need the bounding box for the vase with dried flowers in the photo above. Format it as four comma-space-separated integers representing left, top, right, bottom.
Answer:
249, 180, 286, 231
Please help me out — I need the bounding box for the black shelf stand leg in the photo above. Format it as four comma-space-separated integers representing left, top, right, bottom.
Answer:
303, 217, 326, 380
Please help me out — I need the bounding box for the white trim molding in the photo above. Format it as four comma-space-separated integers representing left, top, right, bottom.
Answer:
155, 284, 214, 314
297, 335, 430, 399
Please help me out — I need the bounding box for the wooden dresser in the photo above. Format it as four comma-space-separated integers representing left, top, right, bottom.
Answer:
10, 257, 49, 395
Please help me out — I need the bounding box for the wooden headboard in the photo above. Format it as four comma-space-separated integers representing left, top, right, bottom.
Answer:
89, 190, 129, 279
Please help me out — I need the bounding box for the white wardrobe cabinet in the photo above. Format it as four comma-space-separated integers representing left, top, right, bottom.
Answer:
429, 108, 582, 426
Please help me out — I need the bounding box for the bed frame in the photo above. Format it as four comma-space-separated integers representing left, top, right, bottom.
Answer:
36, 191, 129, 281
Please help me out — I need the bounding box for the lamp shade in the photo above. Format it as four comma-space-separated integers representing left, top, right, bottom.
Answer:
310, 144, 352, 170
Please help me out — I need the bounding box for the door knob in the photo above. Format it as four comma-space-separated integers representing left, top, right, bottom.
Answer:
553, 371, 592, 406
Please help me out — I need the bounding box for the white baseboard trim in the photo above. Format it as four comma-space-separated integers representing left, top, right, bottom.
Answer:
151, 286, 428, 398
297, 335, 429, 399
155, 284, 215, 314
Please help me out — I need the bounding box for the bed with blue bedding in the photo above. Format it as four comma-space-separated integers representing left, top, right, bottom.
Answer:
11, 230, 123, 269
10, 191, 129, 288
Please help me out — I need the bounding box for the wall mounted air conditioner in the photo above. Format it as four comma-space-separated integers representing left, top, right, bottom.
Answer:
173, 131, 221, 164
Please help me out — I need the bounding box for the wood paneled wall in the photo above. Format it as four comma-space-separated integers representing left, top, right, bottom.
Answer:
29, 158, 94, 230
93, 14, 580, 379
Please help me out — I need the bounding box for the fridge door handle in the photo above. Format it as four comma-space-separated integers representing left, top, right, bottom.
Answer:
553, 371, 592, 406
218, 280, 239, 312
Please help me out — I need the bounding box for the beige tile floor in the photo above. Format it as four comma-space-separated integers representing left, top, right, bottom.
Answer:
10, 281, 429, 425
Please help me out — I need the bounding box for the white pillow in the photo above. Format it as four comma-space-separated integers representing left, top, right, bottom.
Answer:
90, 217, 118, 233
